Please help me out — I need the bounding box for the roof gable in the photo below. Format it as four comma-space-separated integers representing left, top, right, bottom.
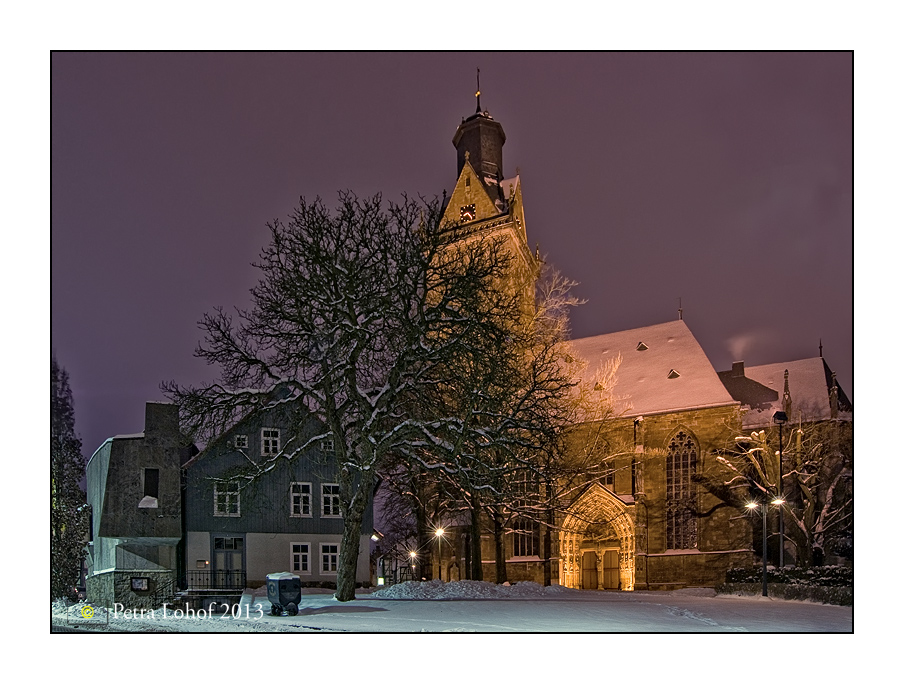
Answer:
442, 159, 503, 226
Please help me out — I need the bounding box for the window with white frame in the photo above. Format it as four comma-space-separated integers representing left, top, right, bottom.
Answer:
322, 484, 341, 517
213, 481, 240, 517
291, 542, 311, 574
321, 437, 334, 452
320, 543, 339, 574
261, 428, 280, 457
234, 434, 248, 449
290, 482, 312, 517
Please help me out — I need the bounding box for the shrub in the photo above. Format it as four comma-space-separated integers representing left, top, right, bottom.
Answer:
724, 565, 852, 588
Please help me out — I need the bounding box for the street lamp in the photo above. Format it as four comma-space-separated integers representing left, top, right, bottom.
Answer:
435, 528, 445, 581
773, 411, 788, 567
747, 498, 785, 596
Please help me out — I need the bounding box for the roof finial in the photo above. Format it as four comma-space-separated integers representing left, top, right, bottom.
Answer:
783, 369, 793, 416
830, 372, 839, 418
819, 338, 823, 357
475, 67, 482, 113
678, 297, 683, 321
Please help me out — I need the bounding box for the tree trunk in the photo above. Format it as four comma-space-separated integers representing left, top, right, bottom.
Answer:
469, 505, 482, 581
335, 470, 375, 602
543, 519, 554, 587
492, 507, 507, 584
415, 500, 432, 581
543, 477, 554, 586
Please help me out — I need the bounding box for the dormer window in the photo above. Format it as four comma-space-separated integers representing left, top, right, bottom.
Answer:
636, 342, 648, 351
668, 369, 681, 379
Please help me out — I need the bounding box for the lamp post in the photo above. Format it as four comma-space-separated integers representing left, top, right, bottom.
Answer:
435, 528, 445, 581
747, 498, 784, 596
773, 411, 788, 568
409, 550, 418, 581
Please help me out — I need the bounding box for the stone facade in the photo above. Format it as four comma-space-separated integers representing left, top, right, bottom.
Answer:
87, 569, 176, 611
86, 402, 190, 608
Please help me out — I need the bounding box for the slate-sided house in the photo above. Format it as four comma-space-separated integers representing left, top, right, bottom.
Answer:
85, 402, 194, 609
183, 403, 373, 589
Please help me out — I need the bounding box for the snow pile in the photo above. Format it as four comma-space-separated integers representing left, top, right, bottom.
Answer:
371, 579, 578, 600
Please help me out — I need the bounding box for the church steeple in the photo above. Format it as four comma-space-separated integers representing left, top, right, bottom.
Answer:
475, 67, 482, 113
453, 72, 506, 186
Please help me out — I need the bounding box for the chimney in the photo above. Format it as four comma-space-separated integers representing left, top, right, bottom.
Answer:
731, 361, 745, 378
144, 402, 179, 443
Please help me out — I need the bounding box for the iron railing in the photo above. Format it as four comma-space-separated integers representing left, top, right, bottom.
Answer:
182, 570, 246, 591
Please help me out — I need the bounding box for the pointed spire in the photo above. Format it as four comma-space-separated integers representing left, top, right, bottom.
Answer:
475, 67, 482, 113
830, 372, 839, 418
782, 369, 793, 416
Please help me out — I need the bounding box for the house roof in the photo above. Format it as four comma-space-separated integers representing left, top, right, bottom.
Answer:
720, 357, 852, 429
569, 320, 737, 419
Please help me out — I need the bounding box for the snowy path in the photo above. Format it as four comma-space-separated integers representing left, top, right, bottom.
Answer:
53, 582, 852, 633
244, 591, 850, 633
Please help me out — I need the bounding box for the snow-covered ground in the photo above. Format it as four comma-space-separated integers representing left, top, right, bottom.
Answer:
51, 579, 851, 633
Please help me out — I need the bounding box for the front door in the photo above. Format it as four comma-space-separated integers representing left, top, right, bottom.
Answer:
212, 536, 244, 589
602, 549, 619, 589
581, 550, 599, 590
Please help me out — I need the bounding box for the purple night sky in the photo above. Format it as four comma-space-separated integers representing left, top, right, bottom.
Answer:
51, 52, 852, 459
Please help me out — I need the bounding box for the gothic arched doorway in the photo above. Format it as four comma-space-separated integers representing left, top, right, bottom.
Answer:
559, 484, 636, 591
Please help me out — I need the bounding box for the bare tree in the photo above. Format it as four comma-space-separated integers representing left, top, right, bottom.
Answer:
782, 420, 852, 566
713, 420, 852, 567
164, 193, 523, 601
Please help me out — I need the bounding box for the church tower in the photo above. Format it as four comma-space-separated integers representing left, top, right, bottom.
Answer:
453, 103, 506, 203
441, 81, 538, 284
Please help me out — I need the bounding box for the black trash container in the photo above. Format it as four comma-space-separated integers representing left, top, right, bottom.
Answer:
266, 572, 301, 616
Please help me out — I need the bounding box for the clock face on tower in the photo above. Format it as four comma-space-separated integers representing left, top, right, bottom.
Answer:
460, 204, 476, 222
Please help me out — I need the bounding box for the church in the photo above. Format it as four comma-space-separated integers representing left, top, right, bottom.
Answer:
422, 92, 852, 591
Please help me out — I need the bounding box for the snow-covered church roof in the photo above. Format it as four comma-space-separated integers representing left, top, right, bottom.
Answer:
569, 320, 737, 419
719, 357, 852, 429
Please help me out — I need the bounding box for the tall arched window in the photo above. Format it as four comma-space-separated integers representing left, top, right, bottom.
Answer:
666, 430, 698, 549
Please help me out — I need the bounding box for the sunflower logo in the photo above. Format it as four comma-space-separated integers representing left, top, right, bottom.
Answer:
80, 605, 95, 620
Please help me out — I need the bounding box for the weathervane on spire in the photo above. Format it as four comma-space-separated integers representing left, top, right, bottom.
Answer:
475, 67, 482, 113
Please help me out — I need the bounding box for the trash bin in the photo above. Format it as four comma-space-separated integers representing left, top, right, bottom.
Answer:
266, 572, 301, 616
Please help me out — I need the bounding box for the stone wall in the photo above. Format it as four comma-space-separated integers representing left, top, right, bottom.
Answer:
637, 550, 753, 588
86, 569, 175, 609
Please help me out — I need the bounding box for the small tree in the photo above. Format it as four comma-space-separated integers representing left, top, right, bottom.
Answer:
164, 193, 523, 601
783, 420, 852, 566
713, 420, 852, 567
51, 356, 89, 601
